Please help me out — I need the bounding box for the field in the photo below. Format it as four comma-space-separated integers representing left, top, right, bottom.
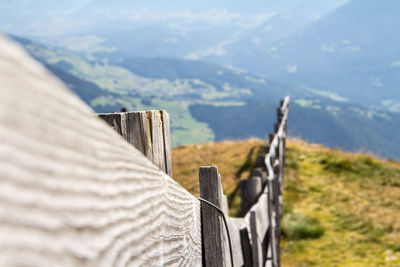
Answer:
172, 139, 400, 266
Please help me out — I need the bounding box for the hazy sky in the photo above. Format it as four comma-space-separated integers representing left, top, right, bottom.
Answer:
0, 0, 349, 37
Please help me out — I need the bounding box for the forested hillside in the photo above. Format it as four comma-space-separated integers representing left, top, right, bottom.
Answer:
11, 35, 400, 160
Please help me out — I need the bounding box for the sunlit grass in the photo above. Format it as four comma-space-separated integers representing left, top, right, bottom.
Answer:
172, 138, 400, 266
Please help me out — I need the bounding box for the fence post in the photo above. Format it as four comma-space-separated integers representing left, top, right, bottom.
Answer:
161, 110, 173, 177
100, 110, 173, 177
240, 177, 262, 215
251, 167, 268, 186
146, 110, 166, 173
240, 228, 253, 267
98, 113, 124, 136
199, 166, 226, 267
250, 211, 261, 267
267, 179, 278, 267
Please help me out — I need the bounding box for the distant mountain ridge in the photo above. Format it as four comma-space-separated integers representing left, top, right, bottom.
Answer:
209, 0, 400, 112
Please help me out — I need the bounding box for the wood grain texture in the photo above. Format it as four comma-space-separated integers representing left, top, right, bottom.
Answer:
126, 112, 145, 154
161, 110, 173, 177
228, 218, 245, 267
148, 111, 167, 173
140, 111, 153, 160
0, 34, 201, 267
199, 166, 225, 267
103, 110, 173, 178
250, 211, 260, 267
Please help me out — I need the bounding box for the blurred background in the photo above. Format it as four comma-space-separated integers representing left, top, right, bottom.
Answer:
1, 0, 400, 159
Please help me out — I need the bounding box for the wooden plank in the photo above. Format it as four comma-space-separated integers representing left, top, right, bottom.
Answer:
221, 194, 229, 216
0, 34, 202, 267
272, 176, 282, 266
265, 244, 273, 267
98, 113, 122, 135
268, 134, 275, 144
124, 110, 172, 177
161, 110, 173, 177
199, 166, 225, 267
240, 227, 253, 267
126, 112, 145, 154
140, 111, 153, 159
241, 177, 262, 214
256, 154, 266, 169
277, 108, 284, 122
267, 180, 278, 267
120, 112, 128, 140
147, 110, 166, 173
251, 167, 268, 186
250, 211, 261, 267
228, 218, 245, 267
252, 193, 270, 246
243, 188, 270, 265
274, 122, 279, 133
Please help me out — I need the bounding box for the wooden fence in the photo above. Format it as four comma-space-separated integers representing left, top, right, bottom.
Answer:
0, 33, 289, 267
99, 97, 289, 267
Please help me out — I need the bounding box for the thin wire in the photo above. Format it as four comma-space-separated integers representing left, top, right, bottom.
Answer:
198, 197, 234, 267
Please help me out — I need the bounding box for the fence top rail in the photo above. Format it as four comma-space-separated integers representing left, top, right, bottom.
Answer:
265, 96, 290, 181
280, 96, 290, 112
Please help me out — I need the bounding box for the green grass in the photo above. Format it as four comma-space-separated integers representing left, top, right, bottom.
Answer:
281, 140, 400, 266
281, 212, 325, 240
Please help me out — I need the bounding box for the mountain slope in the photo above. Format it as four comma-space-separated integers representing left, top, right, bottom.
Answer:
12, 35, 400, 159
190, 98, 400, 160
223, 0, 400, 111
172, 139, 400, 266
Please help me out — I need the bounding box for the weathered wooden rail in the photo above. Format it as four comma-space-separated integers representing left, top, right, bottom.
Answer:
0, 33, 289, 267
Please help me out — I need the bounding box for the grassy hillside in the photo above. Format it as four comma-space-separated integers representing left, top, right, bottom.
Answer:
172, 139, 400, 266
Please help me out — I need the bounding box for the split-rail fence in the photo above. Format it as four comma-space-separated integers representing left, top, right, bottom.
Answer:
0, 34, 289, 267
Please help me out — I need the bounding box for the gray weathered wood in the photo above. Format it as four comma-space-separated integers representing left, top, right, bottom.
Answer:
274, 123, 280, 133
242, 186, 270, 267
0, 34, 202, 267
139, 111, 153, 159
277, 108, 284, 122
221, 194, 229, 216
244, 192, 270, 248
250, 211, 261, 267
99, 113, 123, 135
251, 167, 268, 186
127, 112, 145, 154
267, 180, 278, 267
199, 166, 225, 267
256, 154, 266, 169
148, 110, 167, 173
228, 218, 245, 267
240, 227, 253, 267
120, 112, 128, 140
241, 177, 262, 214
161, 110, 173, 177
265, 244, 273, 267
268, 134, 275, 144
102, 110, 173, 177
